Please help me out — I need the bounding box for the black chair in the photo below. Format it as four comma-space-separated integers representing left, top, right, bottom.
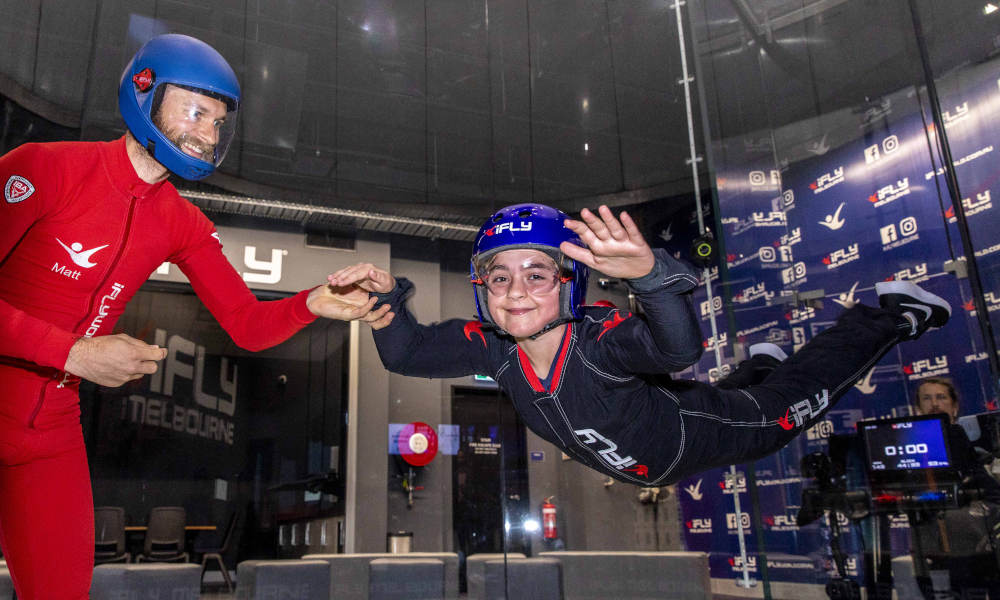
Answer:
194, 510, 239, 592
136, 506, 188, 563
94, 506, 130, 564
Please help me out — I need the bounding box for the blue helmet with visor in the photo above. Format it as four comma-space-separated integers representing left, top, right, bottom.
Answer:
118, 34, 240, 181
470, 204, 589, 335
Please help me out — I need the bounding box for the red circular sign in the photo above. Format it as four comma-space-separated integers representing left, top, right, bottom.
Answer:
397, 421, 439, 467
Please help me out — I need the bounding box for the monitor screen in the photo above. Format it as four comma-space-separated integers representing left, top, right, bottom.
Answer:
860, 414, 950, 472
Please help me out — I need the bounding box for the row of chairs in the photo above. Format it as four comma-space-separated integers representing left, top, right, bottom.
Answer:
94, 506, 239, 592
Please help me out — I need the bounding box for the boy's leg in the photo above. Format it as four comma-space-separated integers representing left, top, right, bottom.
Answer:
672, 282, 949, 473
716, 343, 788, 390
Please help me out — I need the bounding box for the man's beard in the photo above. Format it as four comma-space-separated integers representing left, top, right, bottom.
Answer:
152, 114, 215, 162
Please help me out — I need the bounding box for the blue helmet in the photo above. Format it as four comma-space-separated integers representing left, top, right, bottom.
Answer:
470, 203, 590, 331
118, 34, 240, 180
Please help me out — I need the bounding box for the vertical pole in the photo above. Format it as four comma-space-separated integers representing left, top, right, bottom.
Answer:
672, 0, 754, 589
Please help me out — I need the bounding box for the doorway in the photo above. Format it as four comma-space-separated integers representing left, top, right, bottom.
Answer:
450, 386, 530, 591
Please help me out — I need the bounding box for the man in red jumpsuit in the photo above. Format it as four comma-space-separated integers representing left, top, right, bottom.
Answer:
0, 34, 386, 598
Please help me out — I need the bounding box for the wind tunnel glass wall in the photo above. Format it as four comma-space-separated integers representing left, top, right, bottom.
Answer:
654, 0, 1000, 595
82, 283, 350, 561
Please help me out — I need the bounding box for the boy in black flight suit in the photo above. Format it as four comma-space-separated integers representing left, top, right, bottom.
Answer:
328, 203, 951, 486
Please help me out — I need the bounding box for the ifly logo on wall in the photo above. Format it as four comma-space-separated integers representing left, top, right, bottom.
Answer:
703, 333, 728, 351
888, 263, 928, 284
903, 355, 949, 380
721, 216, 756, 236
809, 166, 845, 194
946, 191, 993, 222
785, 306, 816, 325
719, 474, 748, 495
733, 282, 773, 304
942, 102, 970, 127
685, 518, 713, 534
780, 227, 802, 247
965, 352, 989, 364
963, 292, 1000, 316
123, 329, 237, 446
763, 515, 800, 532
751, 211, 788, 227
868, 178, 911, 208
823, 244, 860, 270
728, 555, 758, 571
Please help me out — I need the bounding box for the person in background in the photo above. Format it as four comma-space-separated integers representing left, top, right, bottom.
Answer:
0, 34, 386, 598
914, 377, 960, 423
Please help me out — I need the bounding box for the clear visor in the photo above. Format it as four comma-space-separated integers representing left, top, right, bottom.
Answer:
475, 253, 565, 296
150, 83, 238, 167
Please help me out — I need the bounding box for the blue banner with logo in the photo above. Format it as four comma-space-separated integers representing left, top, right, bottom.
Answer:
665, 61, 1000, 585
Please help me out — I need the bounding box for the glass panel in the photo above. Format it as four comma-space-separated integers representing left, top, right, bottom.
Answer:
916, 0, 1000, 399
688, 0, 1000, 597
82, 284, 350, 560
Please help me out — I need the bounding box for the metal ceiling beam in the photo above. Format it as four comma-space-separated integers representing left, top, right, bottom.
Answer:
179, 189, 481, 241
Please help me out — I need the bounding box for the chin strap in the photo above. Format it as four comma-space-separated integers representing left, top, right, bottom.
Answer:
527, 317, 573, 340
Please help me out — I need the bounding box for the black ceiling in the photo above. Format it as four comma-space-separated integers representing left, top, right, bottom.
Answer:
1, 0, 997, 236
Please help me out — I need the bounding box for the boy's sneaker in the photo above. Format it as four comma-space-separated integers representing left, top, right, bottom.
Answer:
875, 281, 951, 340
749, 342, 788, 363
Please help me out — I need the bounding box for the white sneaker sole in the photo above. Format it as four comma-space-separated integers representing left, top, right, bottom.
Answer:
748, 342, 788, 362
874, 280, 952, 318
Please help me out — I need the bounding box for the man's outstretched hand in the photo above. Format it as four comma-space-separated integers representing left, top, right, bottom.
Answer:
64, 334, 167, 387
309, 263, 397, 329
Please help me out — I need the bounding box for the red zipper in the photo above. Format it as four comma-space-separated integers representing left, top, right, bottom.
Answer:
28, 195, 139, 427
69, 195, 138, 333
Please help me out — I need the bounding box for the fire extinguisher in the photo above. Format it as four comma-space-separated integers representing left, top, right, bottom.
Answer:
542, 496, 558, 540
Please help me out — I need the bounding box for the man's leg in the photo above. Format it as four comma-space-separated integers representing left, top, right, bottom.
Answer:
0, 423, 94, 600
673, 281, 950, 473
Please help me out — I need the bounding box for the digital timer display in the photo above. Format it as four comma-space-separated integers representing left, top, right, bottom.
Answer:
862, 417, 950, 471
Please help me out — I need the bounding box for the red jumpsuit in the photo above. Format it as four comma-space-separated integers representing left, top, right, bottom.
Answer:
0, 137, 317, 598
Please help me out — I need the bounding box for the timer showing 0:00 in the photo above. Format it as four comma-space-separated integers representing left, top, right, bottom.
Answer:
884, 443, 928, 456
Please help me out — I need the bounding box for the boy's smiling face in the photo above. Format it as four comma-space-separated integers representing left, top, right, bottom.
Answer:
481, 249, 562, 339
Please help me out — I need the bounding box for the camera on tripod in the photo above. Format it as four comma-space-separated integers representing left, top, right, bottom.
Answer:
797, 412, 1000, 600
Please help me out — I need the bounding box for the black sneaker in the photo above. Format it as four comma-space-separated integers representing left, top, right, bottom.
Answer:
875, 281, 951, 340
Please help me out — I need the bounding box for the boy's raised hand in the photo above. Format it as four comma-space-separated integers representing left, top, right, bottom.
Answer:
560, 205, 655, 280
